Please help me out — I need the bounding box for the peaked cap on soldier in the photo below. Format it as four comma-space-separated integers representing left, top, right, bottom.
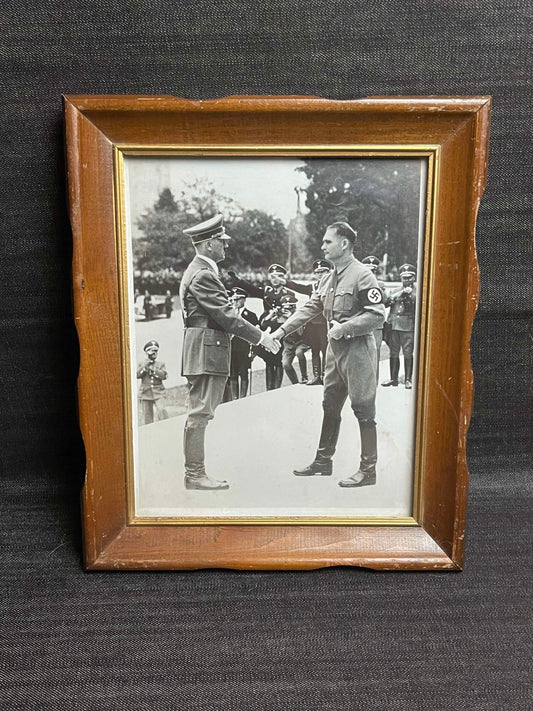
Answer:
362, 255, 380, 272
399, 263, 416, 278
183, 214, 231, 244
312, 259, 333, 273
267, 263, 288, 276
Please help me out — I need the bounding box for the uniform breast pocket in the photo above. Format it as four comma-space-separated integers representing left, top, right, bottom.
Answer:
202, 330, 230, 373
334, 287, 354, 312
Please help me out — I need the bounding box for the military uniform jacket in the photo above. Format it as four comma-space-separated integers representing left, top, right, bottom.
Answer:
231, 308, 259, 358
230, 275, 294, 314
279, 258, 385, 340
137, 360, 167, 400
386, 284, 416, 332
180, 256, 262, 377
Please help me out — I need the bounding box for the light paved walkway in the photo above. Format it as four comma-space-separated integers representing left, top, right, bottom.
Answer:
134, 373, 416, 520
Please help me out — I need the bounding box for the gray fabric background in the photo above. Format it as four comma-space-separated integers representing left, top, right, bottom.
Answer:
0, 1, 531, 709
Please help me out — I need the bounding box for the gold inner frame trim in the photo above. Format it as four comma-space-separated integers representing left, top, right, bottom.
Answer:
112, 144, 439, 527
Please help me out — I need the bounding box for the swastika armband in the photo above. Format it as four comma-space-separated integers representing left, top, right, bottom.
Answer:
359, 287, 383, 305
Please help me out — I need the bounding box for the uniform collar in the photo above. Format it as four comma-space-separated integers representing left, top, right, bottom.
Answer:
196, 254, 219, 275
334, 256, 356, 276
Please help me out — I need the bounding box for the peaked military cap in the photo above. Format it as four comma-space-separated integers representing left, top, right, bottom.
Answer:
312, 259, 333, 272
183, 214, 231, 244
268, 263, 287, 275
280, 293, 297, 306
399, 263, 416, 278
362, 255, 380, 269
144, 340, 159, 351
230, 287, 247, 298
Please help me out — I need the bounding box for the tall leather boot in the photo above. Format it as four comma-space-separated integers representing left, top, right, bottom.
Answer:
184, 427, 229, 490
339, 419, 377, 487
239, 375, 249, 398
404, 357, 413, 389
293, 415, 341, 476
382, 357, 399, 387
229, 377, 239, 400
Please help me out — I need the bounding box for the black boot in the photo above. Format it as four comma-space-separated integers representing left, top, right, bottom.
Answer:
184, 427, 229, 490
307, 362, 323, 386
294, 415, 341, 476
339, 419, 377, 487
382, 357, 399, 387
404, 357, 413, 389
239, 376, 249, 398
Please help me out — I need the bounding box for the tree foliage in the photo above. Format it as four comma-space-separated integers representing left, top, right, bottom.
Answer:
226, 209, 288, 270
134, 182, 240, 273
298, 159, 422, 268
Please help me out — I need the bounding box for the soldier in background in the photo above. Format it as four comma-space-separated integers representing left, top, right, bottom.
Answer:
276, 293, 309, 384
143, 290, 153, 321
229, 264, 295, 391
227, 287, 258, 399
381, 263, 417, 389
285, 259, 332, 385
362, 255, 389, 381
137, 340, 168, 425
180, 214, 280, 490
228, 263, 294, 318
164, 290, 173, 318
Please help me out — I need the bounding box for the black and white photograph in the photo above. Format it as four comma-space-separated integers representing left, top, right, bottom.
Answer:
123, 155, 427, 520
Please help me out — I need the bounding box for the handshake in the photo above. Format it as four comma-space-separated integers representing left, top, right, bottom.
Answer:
258, 331, 282, 354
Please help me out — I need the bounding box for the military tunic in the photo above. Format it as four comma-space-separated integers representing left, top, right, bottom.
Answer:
137, 359, 168, 424
278, 258, 385, 421
386, 283, 416, 358
179, 256, 263, 428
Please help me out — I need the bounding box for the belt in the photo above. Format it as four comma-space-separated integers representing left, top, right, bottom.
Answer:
184, 315, 221, 330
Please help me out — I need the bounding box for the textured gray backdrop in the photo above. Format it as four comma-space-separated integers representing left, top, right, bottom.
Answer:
0, 1, 531, 709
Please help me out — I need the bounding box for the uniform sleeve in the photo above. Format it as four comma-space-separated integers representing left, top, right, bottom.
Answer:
136, 361, 147, 378
285, 279, 313, 296
277, 290, 324, 337
228, 274, 264, 299
339, 269, 385, 338
190, 270, 263, 345
153, 362, 168, 380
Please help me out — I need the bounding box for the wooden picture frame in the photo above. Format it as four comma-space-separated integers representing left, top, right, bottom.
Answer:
64, 94, 490, 570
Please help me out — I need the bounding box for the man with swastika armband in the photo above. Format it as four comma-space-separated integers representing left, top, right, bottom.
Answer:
271, 222, 385, 488
381, 263, 417, 390
180, 215, 280, 491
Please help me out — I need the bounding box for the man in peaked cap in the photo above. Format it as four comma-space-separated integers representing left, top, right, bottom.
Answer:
180, 214, 280, 490
137, 340, 168, 425
382, 263, 417, 389
228, 263, 294, 317
285, 258, 332, 385
270, 221, 385, 488
362, 255, 389, 381
227, 287, 259, 399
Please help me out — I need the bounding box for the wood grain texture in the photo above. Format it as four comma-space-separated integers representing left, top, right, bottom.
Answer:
64, 95, 490, 571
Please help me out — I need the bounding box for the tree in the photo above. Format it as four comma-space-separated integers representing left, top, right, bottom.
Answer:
226, 209, 288, 270
134, 182, 241, 273
297, 159, 422, 268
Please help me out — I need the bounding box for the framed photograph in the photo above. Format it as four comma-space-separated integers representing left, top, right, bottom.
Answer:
64, 94, 490, 570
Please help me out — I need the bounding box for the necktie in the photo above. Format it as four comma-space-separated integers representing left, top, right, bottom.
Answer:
323, 269, 338, 323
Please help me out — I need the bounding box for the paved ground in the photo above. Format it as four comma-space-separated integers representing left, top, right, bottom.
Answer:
134, 373, 416, 520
